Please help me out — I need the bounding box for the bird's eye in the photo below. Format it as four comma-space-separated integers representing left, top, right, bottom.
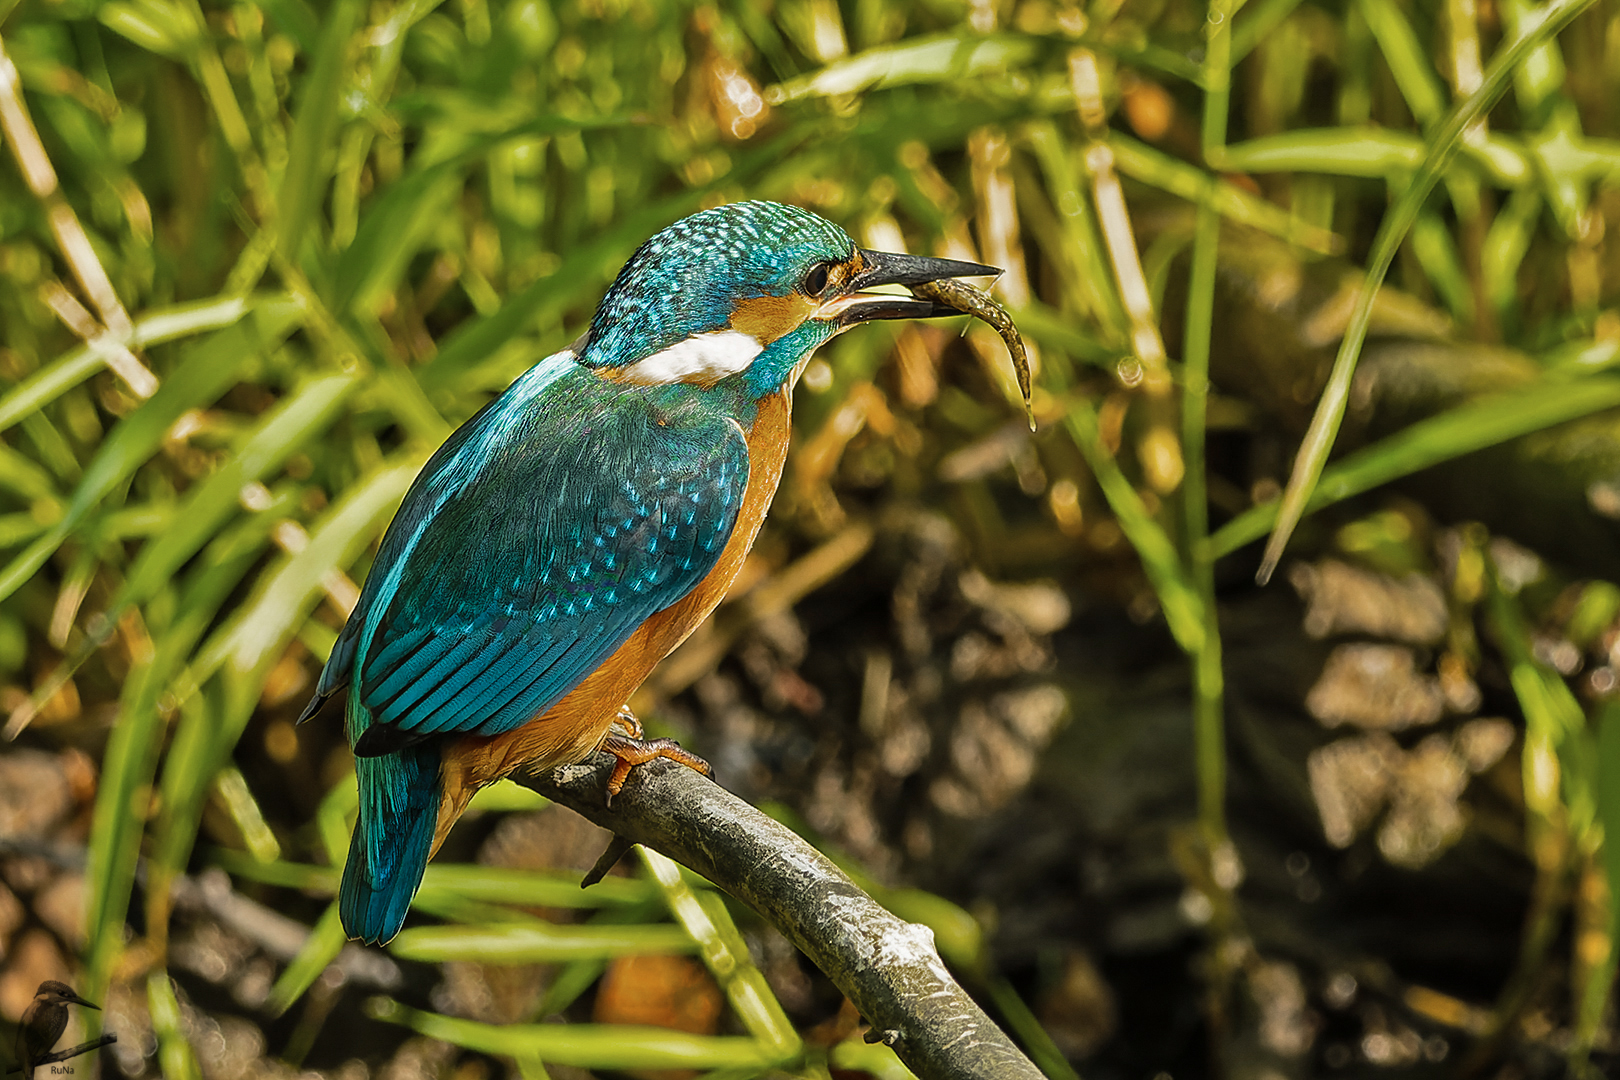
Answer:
802, 262, 833, 297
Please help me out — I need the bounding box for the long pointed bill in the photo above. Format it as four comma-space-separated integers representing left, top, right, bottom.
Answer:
817, 249, 999, 327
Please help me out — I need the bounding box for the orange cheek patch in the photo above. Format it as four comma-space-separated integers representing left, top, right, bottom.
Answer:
730, 294, 816, 344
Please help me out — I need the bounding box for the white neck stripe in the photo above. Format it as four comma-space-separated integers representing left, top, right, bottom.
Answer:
616, 330, 764, 385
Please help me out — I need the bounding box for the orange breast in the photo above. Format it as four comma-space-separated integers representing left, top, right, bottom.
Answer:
433, 389, 794, 849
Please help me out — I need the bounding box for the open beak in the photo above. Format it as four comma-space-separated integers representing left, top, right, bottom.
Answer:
817, 250, 998, 327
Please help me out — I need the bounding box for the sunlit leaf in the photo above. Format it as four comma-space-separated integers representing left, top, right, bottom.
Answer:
0, 301, 301, 604
389, 922, 697, 963
370, 998, 793, 1070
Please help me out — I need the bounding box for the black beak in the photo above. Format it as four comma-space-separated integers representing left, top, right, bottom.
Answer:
67, 992, 100, 1010
822, 249, 999, 326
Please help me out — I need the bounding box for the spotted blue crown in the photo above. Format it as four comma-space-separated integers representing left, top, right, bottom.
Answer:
581, 201, 855, 371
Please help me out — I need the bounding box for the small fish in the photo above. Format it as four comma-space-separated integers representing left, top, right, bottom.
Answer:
910, 278, 1035, 430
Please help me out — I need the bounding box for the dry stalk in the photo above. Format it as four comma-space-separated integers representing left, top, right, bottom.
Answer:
0, 36, 157, 398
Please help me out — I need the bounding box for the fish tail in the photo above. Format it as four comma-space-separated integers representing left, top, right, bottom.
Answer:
340, 722, 441, 945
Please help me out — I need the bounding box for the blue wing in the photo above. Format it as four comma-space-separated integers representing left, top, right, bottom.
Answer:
315, 357, 749, 750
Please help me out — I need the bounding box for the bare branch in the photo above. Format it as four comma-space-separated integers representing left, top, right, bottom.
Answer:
39, 279, 159, 399
517, 754, 1047, 1080
4, 1035, 118, 1075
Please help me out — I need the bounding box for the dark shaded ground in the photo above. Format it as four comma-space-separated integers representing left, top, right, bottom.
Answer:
0, 493, 1605, 1080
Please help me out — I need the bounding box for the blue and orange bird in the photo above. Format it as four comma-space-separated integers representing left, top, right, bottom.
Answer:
298, 201, 996, 944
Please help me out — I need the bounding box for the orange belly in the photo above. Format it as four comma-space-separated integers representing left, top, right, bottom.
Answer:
432, 389, 793, 850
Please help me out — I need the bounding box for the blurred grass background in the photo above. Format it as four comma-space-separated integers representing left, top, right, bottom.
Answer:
2, 0, 1620, 1074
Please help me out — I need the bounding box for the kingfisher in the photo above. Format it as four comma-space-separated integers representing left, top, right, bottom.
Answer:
298, 200, 995, 944
14, 981, 99, 1078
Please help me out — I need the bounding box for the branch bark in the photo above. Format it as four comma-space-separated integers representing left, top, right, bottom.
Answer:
5, 1035, 118, 1075
515, 753, 1046, 1080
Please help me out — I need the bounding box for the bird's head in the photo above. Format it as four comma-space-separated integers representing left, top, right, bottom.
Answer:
579, 201, 994, 396
33, 981, 99, 1010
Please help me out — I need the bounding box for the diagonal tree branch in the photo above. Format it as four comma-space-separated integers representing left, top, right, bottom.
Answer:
4, 1035, 118, 1075
516, 753, 1047, 1080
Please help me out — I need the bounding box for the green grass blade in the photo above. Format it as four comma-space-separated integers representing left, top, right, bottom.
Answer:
148, 970, 203, 1080
641, 847, 801, 1057
151, 458, 421, 900
0, 444, 57, 501
1023, 121, 1128, 341
1357, 0, 1447, 129
0, 513, 49, 551
97, 0, 193, 57
276, 0, 366, 264
1014, 302, 1120, 366
1184, 191, 1229, 844
416, 196, 708, 388
147, 686, 223, 930
0, 294, 278, 438
695, 889, 801, 1055
416, 864, 654, 909
1217, 128, 1531, 186
463, 777, 551, 813
211, 766, 281, 862
316, 775, 360, 868
1231, 0, 1306, 63
1255, 0, 1599, 583
1594, 702, 1620, 1048
1220, 129, 1426, 176
0, 346, 107, 438
1111, 135, 1342, 254
266, 901, 347, 1016
1488, 574, 1596, 833
765, 33, 1038, 102
0, 301, 301, 605
388, 922, 697, 963
514, 1055, 553, 1080
984, 978, 1082, 1080
256, 0, 319, 51
83, 502, 293, 1000
1482, 188, 1542, 323
830, 1038, 920, 1080
335, 115, 636, 315
1211, 375, 1620, 558
335, 164, 463, 316
84, 654, 171, 1002
114, 372, 358, 611
213, 851, 340, 891
193, 454, 423, 683
1066, 404, 1204, 652
1502, 0, 1568, 110
1410, 211, 1474, 325
368, 998, 788, 1070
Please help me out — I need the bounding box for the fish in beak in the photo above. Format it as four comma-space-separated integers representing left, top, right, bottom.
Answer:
815, 250, 999, 327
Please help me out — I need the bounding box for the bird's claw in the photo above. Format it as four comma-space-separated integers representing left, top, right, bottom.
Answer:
611, 704, 645, 740
599, 731, 713, 807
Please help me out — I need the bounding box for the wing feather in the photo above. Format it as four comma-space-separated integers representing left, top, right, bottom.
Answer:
337, 370, 749, 747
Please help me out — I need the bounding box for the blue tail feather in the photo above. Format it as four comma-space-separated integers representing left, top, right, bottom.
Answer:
341, 742, 441, 945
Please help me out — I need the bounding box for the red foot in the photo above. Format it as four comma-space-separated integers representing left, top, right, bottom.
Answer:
599, 731, 713, 805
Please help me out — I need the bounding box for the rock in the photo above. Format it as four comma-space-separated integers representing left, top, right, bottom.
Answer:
0, 749, 72, 839
1305, 644, 1445, 731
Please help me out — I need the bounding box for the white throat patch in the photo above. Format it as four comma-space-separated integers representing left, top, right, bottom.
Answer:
616, 329, 764, 386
